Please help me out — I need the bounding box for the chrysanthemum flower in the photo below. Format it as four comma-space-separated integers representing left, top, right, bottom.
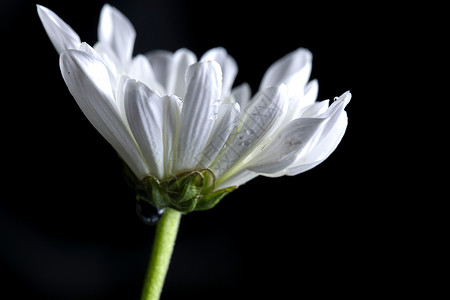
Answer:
38, 4, 352, 300
37, 4, 351, 213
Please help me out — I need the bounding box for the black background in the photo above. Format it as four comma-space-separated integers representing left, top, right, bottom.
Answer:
0, 0, 423, 299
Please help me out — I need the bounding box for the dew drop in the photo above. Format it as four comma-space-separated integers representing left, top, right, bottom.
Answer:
239, 141, 250, 147
245, 129, 254, 135
136, 200, 165, 225
333, 96, 339, 101
209, 113, 218, 120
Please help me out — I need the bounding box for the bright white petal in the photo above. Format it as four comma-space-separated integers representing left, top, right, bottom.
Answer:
212, 84, 288, 178
259, 48, 312, 99
315, 91, 351, 140
37, 5, 81, 53
299, 92, 351, 158
246, 118, 326, 174
286, 91, 351, 175
201, 47, 238, 98
59, 50, 149, 178
166, 48, 197, 97
123, 78, 165, 179
287, 110, 348, 176
176, 61, 223, 172
78, 42, 119, 91
98, 4, 135, 66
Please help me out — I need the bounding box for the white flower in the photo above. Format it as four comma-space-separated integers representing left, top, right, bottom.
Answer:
37, 4, 351, 211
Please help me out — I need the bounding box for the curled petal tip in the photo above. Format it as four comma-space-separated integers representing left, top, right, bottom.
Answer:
37, 4, 81, 53
341, 91, 352, 106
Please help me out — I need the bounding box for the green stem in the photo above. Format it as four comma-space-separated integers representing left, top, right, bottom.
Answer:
140, 208, 181, 300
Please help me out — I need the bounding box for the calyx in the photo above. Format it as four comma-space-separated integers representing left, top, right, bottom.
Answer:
126, 165, 236, 214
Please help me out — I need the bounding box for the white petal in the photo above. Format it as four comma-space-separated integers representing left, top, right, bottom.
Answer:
302, 79, 319, 107
79, 42, 119, 91
287, 91, 351, 175
198, 102, 241, 169
201, 47, 238, 97
259, 48, 312, 99
212, 84, 288, 178
59, 50, 149, 178
215, 169, 258, 190
176, 61, 223, 172
93, 42, 122, 76
146, 50, 173, 90
123, 78, 165, 179
231, 83, 251, 110
246, 118, 325, 174
161, 95, 182, 177
37, 5, 81, 53
98, 4, 135, 66
315, 91, 351, 137
128, 55, 165, 95
279, 79, 320, 125
287, 110, 348, 176
299, 92, 350, 158
284, 161, 323, 176
166, 48, 197, 97
301, 100, 330, 118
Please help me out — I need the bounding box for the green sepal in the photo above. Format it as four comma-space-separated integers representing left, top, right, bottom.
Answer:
167, 171, 203, 203
199, 169, 215, 194
143, 176, 171, 209
165, 171, 203, 213
196, 186, 237, 211
138, 169, 237, 214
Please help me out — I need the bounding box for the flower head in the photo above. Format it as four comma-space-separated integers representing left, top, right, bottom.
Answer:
37, 4, 351, 213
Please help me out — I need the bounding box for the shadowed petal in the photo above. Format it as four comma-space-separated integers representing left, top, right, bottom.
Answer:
123, 78, 165, 178
60, 50, 149, 178
301, 100, 330, 118
231, 83, 251, 110
215, 169, 258, 190
129, 55, 165, 95
198, 102, 241, 169
146, 50, 173, 90
301, 79, 319, 108
166, 48, 197, 97
161, 95, 182, 177
212, 84, 288, 179
246, 118, 325, 174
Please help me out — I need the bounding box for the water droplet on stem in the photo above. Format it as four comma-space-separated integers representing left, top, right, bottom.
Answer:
136, 200, 165, 225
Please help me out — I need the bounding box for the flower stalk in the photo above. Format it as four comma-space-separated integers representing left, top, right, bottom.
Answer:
141, 208, 181, 300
